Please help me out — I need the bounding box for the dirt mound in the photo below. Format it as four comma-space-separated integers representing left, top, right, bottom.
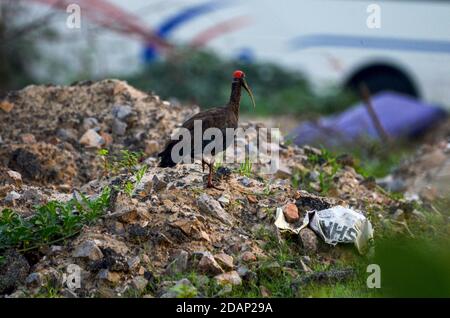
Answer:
0, 79, 198, 187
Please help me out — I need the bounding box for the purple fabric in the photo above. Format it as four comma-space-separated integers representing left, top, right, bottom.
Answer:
289, 92, 447, 147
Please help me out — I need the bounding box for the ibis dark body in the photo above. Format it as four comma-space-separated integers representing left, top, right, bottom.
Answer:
158, 71, 255, 188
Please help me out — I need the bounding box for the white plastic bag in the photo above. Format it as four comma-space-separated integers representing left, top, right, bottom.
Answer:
275, 206, 373, 254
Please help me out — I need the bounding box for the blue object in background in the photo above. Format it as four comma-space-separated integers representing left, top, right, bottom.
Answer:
288, 92, 447, 147
143, 0, 231, 62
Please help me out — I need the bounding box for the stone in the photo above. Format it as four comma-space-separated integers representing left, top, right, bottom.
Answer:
61, 288, 78, 298
218, 194, 230, 206
131, 276, 148, 292
0, 250, 30, 294
112, 105, 133, 120
127, 256, 141, 272
197, 194, 232, 225
82, 117, 99, 131
112, 118, 127, 136
98, 269, 121, 285
214, 253, 234, 271
145, 140, 159, 155
275, 164, 292, 179
152, 174, 168, 192
299, 228, 319, 254
0, 101, 14, 112
100, 132, 113, 145
283, 203, 299, 223
72, 240, 104, 261
236, 266, 257, 282
198, 252, 224, 275
20, 133, 36, 144
214, 271, 242, 286
56, 128, 78, 142
25, 272, 43, 289
241, 251, 257, 263
165, 250, 189, 275
260, 285, 271, 297
5, 191, 21, 203
79, 129, 104, 148
240, 177, 252, 187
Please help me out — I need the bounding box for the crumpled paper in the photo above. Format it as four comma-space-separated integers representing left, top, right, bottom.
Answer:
275, 206, 373, 254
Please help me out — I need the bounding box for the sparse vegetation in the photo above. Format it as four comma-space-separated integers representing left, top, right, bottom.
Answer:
0, 187, 110, 252
237, 156, 253, 177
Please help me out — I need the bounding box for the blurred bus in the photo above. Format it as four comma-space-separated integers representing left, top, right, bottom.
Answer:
185, 0, 450, 108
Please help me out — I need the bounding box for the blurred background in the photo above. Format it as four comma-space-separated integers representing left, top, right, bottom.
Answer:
1, 0, 449, 175
1, 0, 450, 297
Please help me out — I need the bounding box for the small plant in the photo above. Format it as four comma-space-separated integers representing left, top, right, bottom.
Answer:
97, 148, 144, 176
0, 187, 110, 252
169, 282, 198, 298
238, 156, 253, 177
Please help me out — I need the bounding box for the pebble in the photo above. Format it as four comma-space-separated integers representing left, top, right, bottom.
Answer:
72, 240, 104, 261
214, 271, 242, 286
79, 129, 104, 148
283, 203, 299, 223
197, 194, 232, 225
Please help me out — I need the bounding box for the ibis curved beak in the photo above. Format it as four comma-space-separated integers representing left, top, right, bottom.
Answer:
242, 78, 256, 109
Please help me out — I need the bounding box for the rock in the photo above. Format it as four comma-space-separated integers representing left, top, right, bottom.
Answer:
25, 272, 43, 289
20, 133, 36, 144
145, 140, 159, 155
241, 251, 257, 263
127, 256, 141, 272
98, 269, 121, 285
9, 148, 42, 180
165, 250, 189, 276
0, 101, 14, 112
61, 288, 78, 298
131, 276, 148, 292
275, 164, 292, 179
112, 105, 133, 120
240, 177, 252, 187
260, 285, 271, 297
79, 129, 104, 148
56, 128, 78, 142
0, 250, 30, 294
6, 170, 22, 183
100, 132, 113, 145
198, 252, 224, 275
283, 203, 299, 223
197, 194, 232, 225
299, 259, 313, 273
218, 194, 230, 206
5, 191, 21, 203
112, 118, 127, 136
214, 271, 242, 286
82, 117, 99, 131
236, 266, 257, 282
72, 240, 104, 261
299, 228, 319, 254
214, 253, 234, 271
6, 290, 26, 298
152, 174, 168, 192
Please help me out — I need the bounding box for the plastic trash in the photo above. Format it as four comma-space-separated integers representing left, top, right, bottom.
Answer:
288, 92, 447, 147
275, 206, 373, 254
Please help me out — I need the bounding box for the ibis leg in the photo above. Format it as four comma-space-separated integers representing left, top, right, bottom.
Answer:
205, 159, 223, 190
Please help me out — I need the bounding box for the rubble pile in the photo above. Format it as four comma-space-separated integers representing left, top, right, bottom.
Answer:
0, 80, 438, 298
